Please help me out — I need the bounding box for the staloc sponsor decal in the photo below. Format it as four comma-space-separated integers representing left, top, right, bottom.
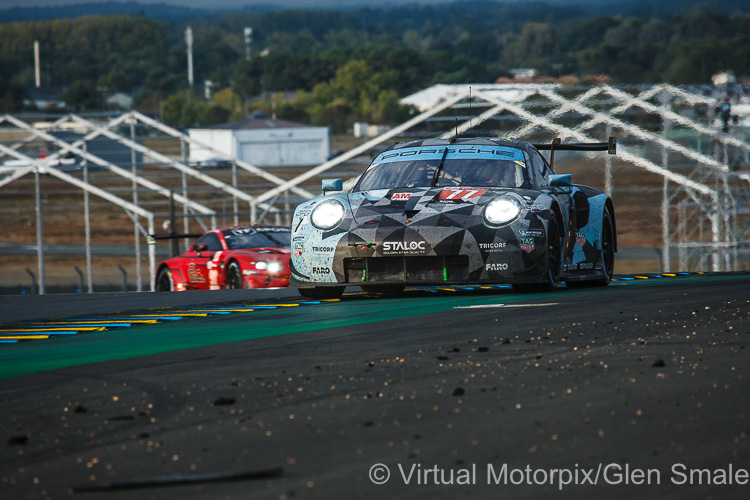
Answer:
381, 240, 427, 255
519, 237, 535, 253
479, 242, 507, 253
391, 192, 412, 201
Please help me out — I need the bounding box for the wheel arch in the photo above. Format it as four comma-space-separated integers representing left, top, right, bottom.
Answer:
604, 197, 617, 252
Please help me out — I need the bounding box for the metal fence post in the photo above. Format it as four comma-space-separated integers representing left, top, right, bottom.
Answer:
117, 264, 127, 292
34, 166, 46, 295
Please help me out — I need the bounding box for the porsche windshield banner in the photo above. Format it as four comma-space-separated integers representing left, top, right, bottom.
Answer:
373, 145, 526, 165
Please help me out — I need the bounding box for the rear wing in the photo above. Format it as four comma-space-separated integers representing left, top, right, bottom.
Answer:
532, 137, 616, 171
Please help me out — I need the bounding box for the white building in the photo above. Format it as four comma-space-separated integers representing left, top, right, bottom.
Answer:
188, 117, 329, 167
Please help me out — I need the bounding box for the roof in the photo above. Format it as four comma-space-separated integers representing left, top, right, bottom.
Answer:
209, 117, 308, 131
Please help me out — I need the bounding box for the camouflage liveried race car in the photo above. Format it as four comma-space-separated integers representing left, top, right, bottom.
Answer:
290, 137, 617, 299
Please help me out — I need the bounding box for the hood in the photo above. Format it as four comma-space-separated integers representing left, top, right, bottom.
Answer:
347, 187, 509, 224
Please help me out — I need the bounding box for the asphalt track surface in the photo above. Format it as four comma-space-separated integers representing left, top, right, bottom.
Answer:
1, 273, 750, 499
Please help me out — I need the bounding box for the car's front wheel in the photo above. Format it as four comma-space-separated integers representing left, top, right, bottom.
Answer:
226, 262, 243, 289
512, 213, 562, 293
298, 287, 345, 300
155, 268, 173, 291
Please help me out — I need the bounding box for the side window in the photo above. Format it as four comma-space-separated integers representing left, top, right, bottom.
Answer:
195, 233, 222, 252
529, 150, 550, 187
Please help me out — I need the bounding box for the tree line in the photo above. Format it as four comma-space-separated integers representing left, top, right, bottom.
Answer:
0, 0, 748, 131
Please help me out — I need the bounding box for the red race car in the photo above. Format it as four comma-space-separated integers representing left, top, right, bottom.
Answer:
155, 226, 291, 291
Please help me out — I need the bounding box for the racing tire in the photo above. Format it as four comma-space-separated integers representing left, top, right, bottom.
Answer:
360, 285, 405, 295
565, 208, 615, 289
155, 267, 174, 292
298, 286, 345, 300
512, 213, 562, 293
226, 261, 244, 289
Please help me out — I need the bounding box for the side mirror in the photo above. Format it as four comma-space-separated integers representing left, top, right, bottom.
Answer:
322, 178, 343, 195
550, 174, 573, 187
192, 242, 208, 254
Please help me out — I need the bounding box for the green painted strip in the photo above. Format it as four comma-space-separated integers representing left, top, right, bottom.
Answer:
0, 273, 742, 379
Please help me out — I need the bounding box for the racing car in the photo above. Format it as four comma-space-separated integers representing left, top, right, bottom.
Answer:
289, 137, 617, 299
155, 226, 291, 291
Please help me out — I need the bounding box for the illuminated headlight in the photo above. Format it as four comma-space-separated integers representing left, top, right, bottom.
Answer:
311, 199, 345, 230
254, 261, 268, 270
483, 196, 522, 226
268, 262, 283, 273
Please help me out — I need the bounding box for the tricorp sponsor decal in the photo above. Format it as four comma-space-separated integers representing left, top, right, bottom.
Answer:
311, 246, 334, 253
381, 241, 427, 255
479, 242, 507, 253
519, 237, 535, 253
438, 188, 487, 202
391, 192, 412, 201
486, 262, 509, 271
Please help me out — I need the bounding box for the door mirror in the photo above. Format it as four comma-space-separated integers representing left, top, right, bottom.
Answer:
192, 242, 208, 255
550, 174, 573, 187
322, 178, 343, 195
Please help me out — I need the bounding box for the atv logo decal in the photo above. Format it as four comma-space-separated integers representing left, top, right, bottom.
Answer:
293, 242, 304, 258
391, 192, 412, 201
438, 188, 487, 201
575, 231, 587, 247
382, 241, 426, 255
519, 237, 535, 253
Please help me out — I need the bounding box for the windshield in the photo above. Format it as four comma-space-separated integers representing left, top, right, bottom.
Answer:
355, 145, 528, 192
221, 227, 291, 250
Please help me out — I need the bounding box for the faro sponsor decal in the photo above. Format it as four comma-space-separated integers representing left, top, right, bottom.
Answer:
382, 241, 427, 255
311, 267, 330, 274
486, 262, 509, 271
519, 237, 535, 253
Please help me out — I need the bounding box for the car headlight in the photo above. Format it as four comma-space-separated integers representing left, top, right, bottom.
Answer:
483, 196, 522, 226
311, 199, 345, 230
268, 262, 283, 273
254, 261, 268, 270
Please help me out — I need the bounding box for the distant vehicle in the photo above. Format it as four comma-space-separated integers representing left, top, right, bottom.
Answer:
290, 137, 617, 299
194, 157, 233, 169
1, 152, 82, 172
155, 226, 291, 291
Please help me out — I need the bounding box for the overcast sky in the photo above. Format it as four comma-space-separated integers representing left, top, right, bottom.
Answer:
0, 0, 603, 9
